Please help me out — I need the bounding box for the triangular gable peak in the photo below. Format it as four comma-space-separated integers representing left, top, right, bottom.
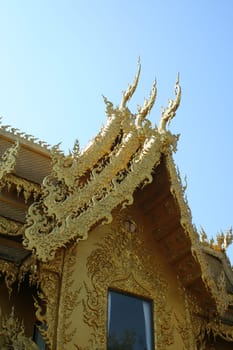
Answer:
0, 66, 233, 348
22, 66, 230, 318
135, 154, 231, 316
24, 62, 181, 262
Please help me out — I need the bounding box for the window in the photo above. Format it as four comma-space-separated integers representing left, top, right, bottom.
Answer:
107, 290, 153, 350
33, 323, 47, 350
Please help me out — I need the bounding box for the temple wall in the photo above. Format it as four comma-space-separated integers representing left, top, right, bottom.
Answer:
55, 206, 196, 350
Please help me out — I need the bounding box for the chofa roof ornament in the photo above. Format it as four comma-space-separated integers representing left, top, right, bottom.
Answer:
24, 64, 182, 261
158, 74, 181, 133
120, 59, 141, 110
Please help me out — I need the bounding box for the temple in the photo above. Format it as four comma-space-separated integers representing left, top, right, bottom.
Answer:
0, 64, 233, 350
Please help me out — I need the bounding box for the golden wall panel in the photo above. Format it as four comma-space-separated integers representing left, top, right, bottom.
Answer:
54, 208, 197, 350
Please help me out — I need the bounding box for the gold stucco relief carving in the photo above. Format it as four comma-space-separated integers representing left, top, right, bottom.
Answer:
0, 216, 23, 236
0, 141, 19, 185
200, 226, 233, 252
174, 283, 233, 349
33, 248, 80, 350
0, 255, 38, 295
0, 260, 18, 295
205, 320, 233, 343
165, 153, 229, 316
4, 174, 41, 203
0, 307, 39, 350
80, 213, 173, 350
175, 287, 203, 350
24, 66, 181, 262
33, 253, 64, 350
56, 245, 80, 350
158, 74, 181, 134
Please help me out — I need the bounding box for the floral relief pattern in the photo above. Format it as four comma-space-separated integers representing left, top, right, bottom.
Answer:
82, 212, 174, 349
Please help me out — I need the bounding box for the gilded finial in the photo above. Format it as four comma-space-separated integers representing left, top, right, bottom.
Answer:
216, 227, 233, 251
158, 73, 181, 133
136, 79, 157, 127
120, 59, 141, 110
200, 226, 233, 252
24, 64, 183, 261
72, 139, 80, 158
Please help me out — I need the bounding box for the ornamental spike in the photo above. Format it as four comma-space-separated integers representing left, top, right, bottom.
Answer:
136, 79, 157, 127
158, 73, 181, 133
120, 58, 141, 110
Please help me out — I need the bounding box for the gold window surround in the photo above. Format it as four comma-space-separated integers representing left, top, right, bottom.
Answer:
76, 212, 174, 350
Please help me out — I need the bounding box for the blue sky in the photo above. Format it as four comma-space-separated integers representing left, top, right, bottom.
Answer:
0, 1, 233, 260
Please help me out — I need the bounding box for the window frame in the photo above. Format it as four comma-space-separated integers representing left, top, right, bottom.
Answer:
107, 288, 154, 350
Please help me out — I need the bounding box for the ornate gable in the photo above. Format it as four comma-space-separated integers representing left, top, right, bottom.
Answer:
1, 65, 233, 349
24, 62, 181, 262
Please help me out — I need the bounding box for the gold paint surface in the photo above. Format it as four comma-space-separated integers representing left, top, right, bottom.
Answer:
1, 68, 233, 349
24, 69, 180, 262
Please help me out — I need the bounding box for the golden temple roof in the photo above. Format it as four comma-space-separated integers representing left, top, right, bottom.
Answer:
23, 62, 181, 262
0, 64, 233, 329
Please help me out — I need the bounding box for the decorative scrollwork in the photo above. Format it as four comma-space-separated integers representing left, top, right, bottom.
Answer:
175, 288, 202, 350
4, 174, 41, 203
158, 74, 181, 133
165, 153, 230, 316
56, 245, 80, 349
0, 307, 39, 349
205, 319, 233, 342
33, 255, 63, 350
0, 255, 39, 295
24, 67, 181, 262
0, 260, 18, 295
200, 226, 233, 252
0, 216, 23, 236
81, 213, 174, 349
0, 141, 19, 183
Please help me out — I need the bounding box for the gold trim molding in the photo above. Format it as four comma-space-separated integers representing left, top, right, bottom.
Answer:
33, 257, 62, 350
33, 248, 78, 350
165, 153, 230, 316
0, 255, 38, 295
4, 174, 41, 203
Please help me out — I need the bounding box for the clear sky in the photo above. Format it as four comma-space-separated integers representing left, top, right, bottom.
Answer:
0, 1, 233, 260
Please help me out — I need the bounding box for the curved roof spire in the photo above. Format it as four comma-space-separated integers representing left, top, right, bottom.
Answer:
158, 74, 181, 133
136, 79, 157, 128
24, 65, 182, 261
120, 58, 141, 110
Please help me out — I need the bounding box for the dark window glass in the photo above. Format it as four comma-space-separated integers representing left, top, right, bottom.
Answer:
33, 324, 47, 350
107, 290, 153, 350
